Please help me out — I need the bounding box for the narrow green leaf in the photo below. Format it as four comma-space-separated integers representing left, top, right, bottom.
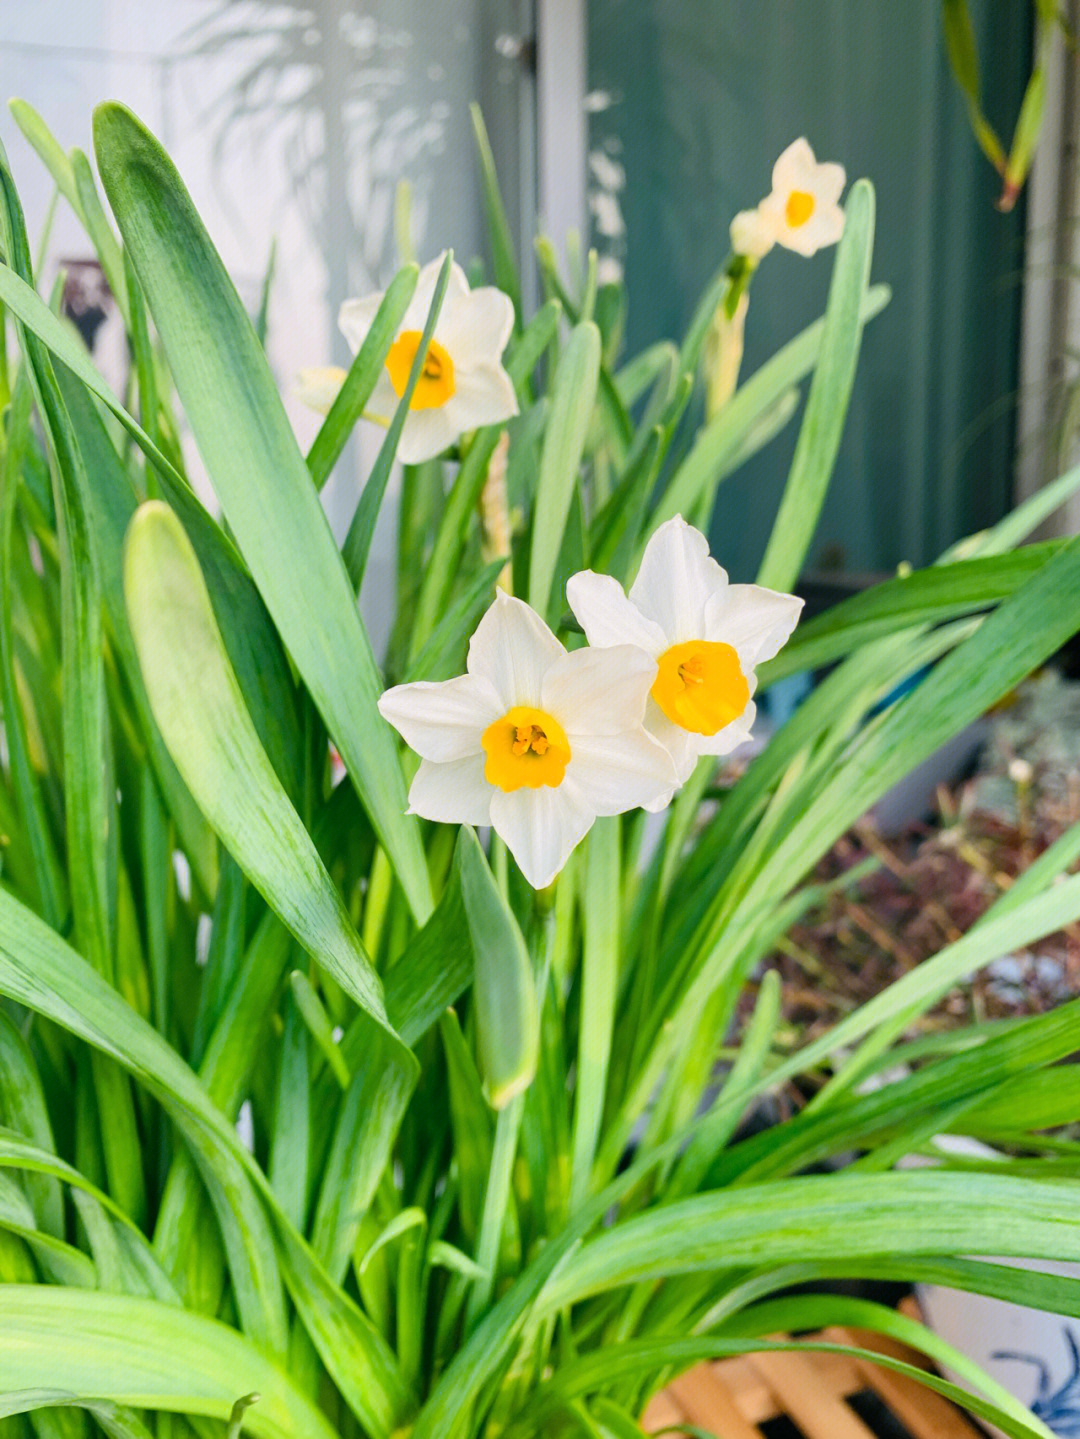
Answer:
288, 970, 349, 1090
8, 102, 83, 221
756, 180, 875, 591
342, 253, 452, 588
528, 321, 601, 618
69, 150, 127, 321
0, 889, 410, 1433
469, 104, 521, 317
0, 1017, 62, 1236
569, 818, 619, 1212
458, 827, 538, 1109
653, 283, 890, 530
310, 1022, 417, 1283
402, 557, 505, 683
761, 541, 1063, 685
306, 264, 418, 491
92, 101, 433, 923
0, 1287, 337, 1439
1002, 63, 1047, 205
122, 501, 407, 1053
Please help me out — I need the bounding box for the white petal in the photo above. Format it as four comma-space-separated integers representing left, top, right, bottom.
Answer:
467, 592, 564, 709
339, 294, 384, 353
438, 286, 516, 362
772, 137, 817, 193
695, 701, 757, 757
630, 515, 728, 642
567, 729, 678, 815
367, 370, 397, 423
566, 570, 668, 655
541, 644, 656, 736
402, 253, 471, 331
295, 366, 347, 414
443, 361, 518, 431
815, 161, 846, 205
397, 407, 461, 464
407, 755, 492, 826
643, 700, 702, 789
730, 208, 775, 261
756, 189, 789, 241
377, 672, 502, 761
489, 785, 593, 890
704, 584, 804, 668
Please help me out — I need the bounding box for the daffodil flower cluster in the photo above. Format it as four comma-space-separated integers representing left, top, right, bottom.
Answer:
730, 137, 847, 261
379, 517, 803, 889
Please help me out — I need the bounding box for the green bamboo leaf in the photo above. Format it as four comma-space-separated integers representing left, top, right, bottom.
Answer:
122, 500, 407, 1054
528, 321, 601, 618
941, 0, 1007, 170
305, 264, 418, 490
458, 827, 538, 1109
0, 1288, 337, 1439
756, 180, 875, 591
1001, 63, 1047, 208
92, 101, 433, 923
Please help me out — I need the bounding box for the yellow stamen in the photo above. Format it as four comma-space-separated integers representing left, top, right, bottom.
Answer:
785, 190, 816, 228
385, 330, 456, 410
651, 640, 749, 735
482, 706, 571, 792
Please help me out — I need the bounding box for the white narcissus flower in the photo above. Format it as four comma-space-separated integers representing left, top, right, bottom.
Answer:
567, 516, 804, 791
295, 365, 348, 413
755, 138, 846, 257
337, 253, 518, 464
729, 208, 775, 262
377, 593, 678, 889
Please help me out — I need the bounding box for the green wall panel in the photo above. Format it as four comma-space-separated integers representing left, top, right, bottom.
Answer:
588, 0, 1030, 580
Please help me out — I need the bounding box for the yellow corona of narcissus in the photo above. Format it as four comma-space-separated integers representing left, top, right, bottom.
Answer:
377, 593, 678, 889
567, 516, 804, 789
755, 137, 846, 257
337, 253, 519, 464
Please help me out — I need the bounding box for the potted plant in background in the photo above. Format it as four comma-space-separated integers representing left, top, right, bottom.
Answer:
0, 98, 1079, 1439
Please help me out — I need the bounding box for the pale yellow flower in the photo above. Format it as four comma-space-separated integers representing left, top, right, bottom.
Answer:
756, 137, 846, 257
